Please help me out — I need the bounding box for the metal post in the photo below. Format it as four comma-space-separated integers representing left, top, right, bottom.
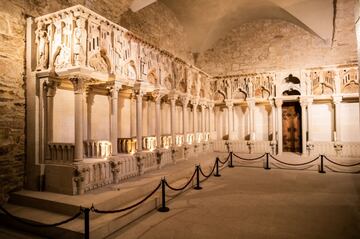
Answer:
194, 165, 202, 190
214, 157, 221, 177
83, 208, 90, 239
319, 155, 325, 173
228, 152, 234, 168
264, 153, 271, 170
158, 179, 170, 212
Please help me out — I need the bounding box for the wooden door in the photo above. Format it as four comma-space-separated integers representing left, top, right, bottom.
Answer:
282, 102, 302, 153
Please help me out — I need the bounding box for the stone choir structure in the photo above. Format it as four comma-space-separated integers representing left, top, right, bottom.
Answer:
26, 5, 360, 195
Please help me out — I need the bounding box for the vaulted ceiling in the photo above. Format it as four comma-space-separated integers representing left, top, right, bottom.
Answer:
132, 0, 334, 53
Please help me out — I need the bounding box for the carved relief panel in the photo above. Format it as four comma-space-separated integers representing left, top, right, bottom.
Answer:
340, 68, 358, 93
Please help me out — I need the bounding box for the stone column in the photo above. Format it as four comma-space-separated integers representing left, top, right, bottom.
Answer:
154, 93, 162, 148
275, 99, 283, 154
192, 100, 198, 134
209, 102, 215, 140
71, 77, 85, 162
130, 94, 136, 138
333, 96, 342, 141
201, 104, 206, 133
135, 89, 144, 152
110, 85, 121, 155
247, 98, 256, 141
300, 98, 308, 154
225, 100, 234, 140
44, 80, 57, 159
170, 94, 177, 146
86, 91, 94, 140
181, 96, 189, 137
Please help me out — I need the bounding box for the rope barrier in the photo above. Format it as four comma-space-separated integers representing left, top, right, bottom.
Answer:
217, 153, 231, 165
323, 155, 360, 167
325, 165, 360, 174
269, 154, 319, 166
0, 205, 82, 227
233, 153, 266, 161
91, 182, 161, 214
199, 161, 217, 178
165, 169, 197, 191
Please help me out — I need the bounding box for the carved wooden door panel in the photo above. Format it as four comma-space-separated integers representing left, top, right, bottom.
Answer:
282, 103, 302, 152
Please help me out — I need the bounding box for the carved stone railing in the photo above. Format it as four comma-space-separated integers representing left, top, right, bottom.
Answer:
213, 140, 271, 153
309, 141, 360, 157
175, 134, 184, 146
84, 140, 111, 158
142, 136, 156, 151
161, 135, 172, 149
186, 133, 194, 145
118, 138, 137, 154
48, 142, 75, 162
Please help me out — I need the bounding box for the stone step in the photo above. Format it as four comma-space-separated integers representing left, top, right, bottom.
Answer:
2, 152, 225, 239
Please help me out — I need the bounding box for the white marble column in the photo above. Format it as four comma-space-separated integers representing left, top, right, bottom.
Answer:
71, 78, 84, 162
247, 98, 256, 141
86, 91, 94, 140
275, 99, 283, 154
333, 96, 342, 141
192, 101, 198, 134
201, 104, 206, 133
181, 97, 189, 137
154, 94, 162, 148
170, 95, 177, 146
300, 98, 308, 154
110, 85, 120, 155
44, 80, 57, 159
130, 95, 136, 138
225, 100, 234, 140
135, 89, 144, 152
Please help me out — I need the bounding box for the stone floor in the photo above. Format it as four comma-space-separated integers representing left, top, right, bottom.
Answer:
108, 166, 360, 239
1, 152, 359, 239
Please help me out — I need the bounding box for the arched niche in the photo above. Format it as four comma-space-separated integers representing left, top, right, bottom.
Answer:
284, 74, 300, 84
282, 89, 301, 96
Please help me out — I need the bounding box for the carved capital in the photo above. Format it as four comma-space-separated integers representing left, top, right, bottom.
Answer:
44, 79, 59, 97
70, 77, 85, 94
180, 95, 190, 106
332, 95, 342, 105
275, 98, 283, 108
224, 99, 233, 108
246, 98, 256, 108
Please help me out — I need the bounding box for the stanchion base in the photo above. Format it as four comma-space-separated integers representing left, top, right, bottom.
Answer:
194, 186, 203, 190
264, 167, 271, 170
214, 174, 221, 177
158, 207, 170, 212
319, 170, 326, 174
228, 165, 234, 168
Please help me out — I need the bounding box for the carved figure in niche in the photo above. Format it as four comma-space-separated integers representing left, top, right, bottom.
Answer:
74, 18, 87, 66
126, 62, 137, 81
147, 71, 157, 85
311, 71, 334, 95
54, 45, 71, 70
186, 70, 193, 93
63, 15, 73, 49
35, 22, 49, 70
195, 75, 201, 96
341, 68, 358, 93
89, 49, 110, 73
164, 76, 172, 90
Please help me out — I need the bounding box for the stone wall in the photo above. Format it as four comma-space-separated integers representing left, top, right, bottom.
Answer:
197, 0, 358, 75
0, 0, 188, 203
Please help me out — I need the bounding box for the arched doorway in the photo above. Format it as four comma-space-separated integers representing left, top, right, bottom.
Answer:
282, 101, 302, 153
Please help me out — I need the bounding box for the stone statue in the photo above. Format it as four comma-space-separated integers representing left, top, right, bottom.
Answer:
74, 18, 87, 66
35, 22, 49, 70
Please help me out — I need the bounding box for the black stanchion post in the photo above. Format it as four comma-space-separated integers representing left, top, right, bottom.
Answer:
214, 157, 221, 177
228, 152, 234, 168
264, 153, 271, 170
194, 165, 202, 190
319, 155, 325, 174
158, 179, 170, 212
83, 208, 90, 239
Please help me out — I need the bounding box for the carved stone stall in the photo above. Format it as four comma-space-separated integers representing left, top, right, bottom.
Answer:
28, 5, 215, 195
